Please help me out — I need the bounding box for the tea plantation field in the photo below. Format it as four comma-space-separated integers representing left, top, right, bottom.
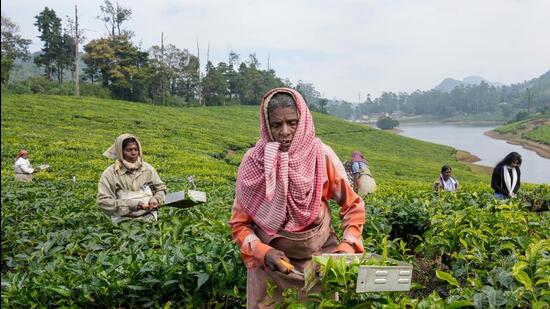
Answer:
1, 94, 548, 308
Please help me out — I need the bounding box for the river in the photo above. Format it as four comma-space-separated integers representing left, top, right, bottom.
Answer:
399, 124, 550, 184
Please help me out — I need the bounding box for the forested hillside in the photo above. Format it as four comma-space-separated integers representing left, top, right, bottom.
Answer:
331, 70, 550, 121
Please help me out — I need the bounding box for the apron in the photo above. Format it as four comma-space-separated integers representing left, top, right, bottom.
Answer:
246, 203, 338, 308
111, 188, 157, 224
357, 166, 377, 196
14, 173, 33, 182
14, 165, 33, 182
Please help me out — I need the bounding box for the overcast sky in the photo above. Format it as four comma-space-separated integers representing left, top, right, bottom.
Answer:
3, 0, 550, 102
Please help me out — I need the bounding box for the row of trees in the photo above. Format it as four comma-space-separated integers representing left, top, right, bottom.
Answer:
1, 2, 327, 108
357, 78, 549, 117
4, 2, 546, 114
327, 73, 550, 121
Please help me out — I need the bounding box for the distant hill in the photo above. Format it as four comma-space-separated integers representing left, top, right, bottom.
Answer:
9, 51, 86, 82
434, 75, 503, 93
10, 52, 44, 81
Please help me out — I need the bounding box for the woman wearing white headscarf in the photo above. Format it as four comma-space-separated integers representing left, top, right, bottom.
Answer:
97, 134, 166, 223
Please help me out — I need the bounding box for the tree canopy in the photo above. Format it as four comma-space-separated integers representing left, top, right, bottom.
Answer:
1, 14, 31, 83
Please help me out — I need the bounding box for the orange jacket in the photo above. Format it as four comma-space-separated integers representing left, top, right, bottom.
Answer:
229, 144, 365, 268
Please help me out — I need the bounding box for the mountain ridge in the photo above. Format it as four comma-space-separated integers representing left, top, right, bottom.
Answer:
434, 75, 503, 93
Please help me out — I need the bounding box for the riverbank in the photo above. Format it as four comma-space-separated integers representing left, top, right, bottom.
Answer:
396, 114, 506, 126
398, 123, 550, 183
359, 122, 404, 133
399, 119, 503, 126
453, 149, 493, 175
388, 127, 404, 134
484, 130, 550, 159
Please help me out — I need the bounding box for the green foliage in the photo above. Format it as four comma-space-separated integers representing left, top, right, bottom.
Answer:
1, 14, 31, 83
376, 116, 399, 130
2, 94, 547, 307
235, 55, 285, 105
2, 77, 111, 98
34, 7, 74, 83
525, 124, 550, 145
515, 111, 529, 122
83, 35, 150, 101
287, 184, 549, 308
435, 270, 459, 287
349, 71, 550, 120
494, 112, 550, 144
202, 62, 229, 106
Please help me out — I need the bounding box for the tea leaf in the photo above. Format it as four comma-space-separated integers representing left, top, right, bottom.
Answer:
435, 270, 459, 287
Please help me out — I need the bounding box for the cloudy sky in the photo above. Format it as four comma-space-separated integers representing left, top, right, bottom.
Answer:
3, 0, 550, 101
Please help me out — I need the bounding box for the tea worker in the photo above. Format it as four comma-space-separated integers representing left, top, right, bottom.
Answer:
350, 150, 377, 195
97, 134, 166, 223
491, 152, 522, 199
229, 88, 365, 308
433, 165, 460, 192
14, 149, 35, 182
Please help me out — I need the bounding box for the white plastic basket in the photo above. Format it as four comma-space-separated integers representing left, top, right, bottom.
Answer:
319, 253, 413, 292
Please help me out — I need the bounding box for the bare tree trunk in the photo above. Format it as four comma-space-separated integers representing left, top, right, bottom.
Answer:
196, 37, 203, 106
206, 42, 210, 65
75, 5, 80, 97
160, 32, 165, 104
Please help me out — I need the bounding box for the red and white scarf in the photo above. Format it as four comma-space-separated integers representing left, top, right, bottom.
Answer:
236, 88, 326, 235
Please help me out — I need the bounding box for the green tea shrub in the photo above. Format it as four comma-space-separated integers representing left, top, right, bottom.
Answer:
387, 199, 430, 243
2, 94, 548, 308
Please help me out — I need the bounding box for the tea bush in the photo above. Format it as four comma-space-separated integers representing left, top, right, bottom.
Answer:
1, 94, 548, 308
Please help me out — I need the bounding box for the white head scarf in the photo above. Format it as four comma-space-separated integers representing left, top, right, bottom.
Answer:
103, 133, 143, 171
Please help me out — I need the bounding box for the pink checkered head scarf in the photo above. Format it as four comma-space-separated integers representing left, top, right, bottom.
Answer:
236, 87, 326, 235
351, 151, 364, 162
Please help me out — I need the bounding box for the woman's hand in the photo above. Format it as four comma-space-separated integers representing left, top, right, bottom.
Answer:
137, 201, 149, 210
148, 198, 159, 209
265, 249, 291, 273
332, 241, 355, 254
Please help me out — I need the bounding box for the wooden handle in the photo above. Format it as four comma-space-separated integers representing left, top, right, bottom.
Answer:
279, 259, 294, 271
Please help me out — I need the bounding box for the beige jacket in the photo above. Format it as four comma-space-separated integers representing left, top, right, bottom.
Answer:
97, 161, 166, 223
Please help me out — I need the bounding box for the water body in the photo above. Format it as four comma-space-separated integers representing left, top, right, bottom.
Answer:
399, 124, 550, 184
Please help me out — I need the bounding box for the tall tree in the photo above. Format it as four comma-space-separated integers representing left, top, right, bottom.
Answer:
202, 61, 228, 105
295, 81, 321, 110
98, 0, 133, 38
149, 42, 183, 103
317, 98, 328, 114
235, 54, 283, 105
34, 7, 63, 81
224, 51, 240, 100
1, 14, 31, 83
83, 35, 150, 101
175, 50, 200, 103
